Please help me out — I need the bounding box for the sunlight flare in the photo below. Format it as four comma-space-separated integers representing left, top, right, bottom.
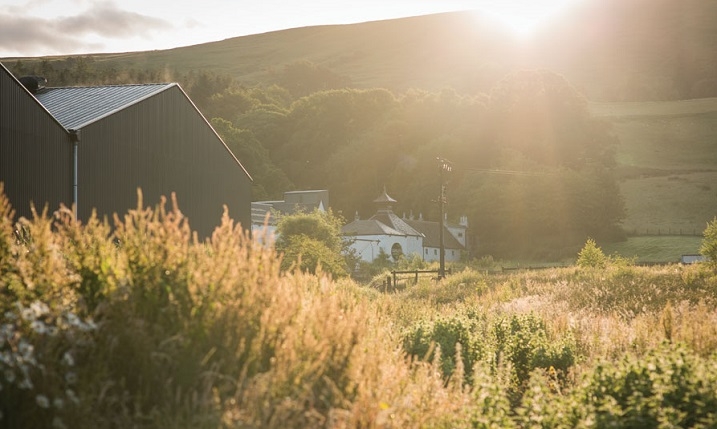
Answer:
472, 0, 584, 38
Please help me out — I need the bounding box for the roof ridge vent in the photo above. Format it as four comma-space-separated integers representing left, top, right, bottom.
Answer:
19, 75, 47, 93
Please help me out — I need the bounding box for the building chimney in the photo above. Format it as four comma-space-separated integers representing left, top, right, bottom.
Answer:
19, 75, 47, 93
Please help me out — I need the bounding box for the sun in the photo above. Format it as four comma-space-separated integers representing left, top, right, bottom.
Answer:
473, 0, 583, 38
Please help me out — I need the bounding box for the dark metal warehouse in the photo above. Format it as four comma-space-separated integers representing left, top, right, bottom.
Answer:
0, 62, 252, 238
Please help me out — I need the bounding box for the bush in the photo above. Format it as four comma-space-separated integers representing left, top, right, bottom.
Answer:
701, 217, 717, 270
492, 313, 575, 390
403, 313, 484, 383
0, 198, 96, 428
538, 343, 717, 427
275, 209, 351, 278
279, 234, 348, 277
577, 238, 607, 269
0, 301, 95, 429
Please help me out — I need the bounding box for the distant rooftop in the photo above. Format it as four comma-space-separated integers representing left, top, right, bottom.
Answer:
33, 83, 174, 130
251, 190, 329, 226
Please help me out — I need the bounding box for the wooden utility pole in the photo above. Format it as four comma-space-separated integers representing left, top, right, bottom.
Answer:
437, 157, 452, 279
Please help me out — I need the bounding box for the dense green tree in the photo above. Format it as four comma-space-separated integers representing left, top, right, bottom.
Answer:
234, 107, 291, 154
204, 87, 260, 122
275, 209, 352, 277
461, 149, 624, 258
211, 118, 292, 200
485, 70, 616, 168
280, 88, 398, 189
186, 70, 234, 111
272, 59, 351, 98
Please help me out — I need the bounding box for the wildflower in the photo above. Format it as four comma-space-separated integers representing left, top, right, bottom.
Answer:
65, 389, 80, 405
18, 366, 33, 389
0, 322, 13, 335
30, 301, 49, 318
4, 370, 15, 383
65, 313, 80, 327
30, 320, 48, 335
52, 417, 67, 429
83, 319, 97, 331
53, 397, 64, 409
20, 307, 34, 321
35, 394, 50, 408
65, 372, 77, 385
18, 340, 34, 359
62, 352, 75, 367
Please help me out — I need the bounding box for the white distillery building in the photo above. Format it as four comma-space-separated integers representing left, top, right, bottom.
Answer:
342, 188, 467, 263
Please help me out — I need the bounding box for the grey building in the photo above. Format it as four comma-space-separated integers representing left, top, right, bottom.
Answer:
251, 189, 329, 243
1, 63, 252, 237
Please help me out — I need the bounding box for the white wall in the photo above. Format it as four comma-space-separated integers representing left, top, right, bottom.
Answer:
346, 234, 423, 263
422, 246, 462, 262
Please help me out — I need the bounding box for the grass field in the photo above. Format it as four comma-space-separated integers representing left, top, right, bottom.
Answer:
5, 196, 717, 427
601, 235, 703, 263
589, 98, 717, 246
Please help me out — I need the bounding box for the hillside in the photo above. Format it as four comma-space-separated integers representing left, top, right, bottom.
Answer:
52, 12, 519, 94
590, 98, 717, 239
3, 1, 717, 261
4, 0, 716, 100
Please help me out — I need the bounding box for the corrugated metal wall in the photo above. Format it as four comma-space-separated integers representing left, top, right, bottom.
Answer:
2, 66, 251, 237
77, 86, 251, 238
1, 66, 73, 220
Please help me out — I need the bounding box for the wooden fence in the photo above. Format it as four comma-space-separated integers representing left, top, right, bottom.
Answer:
626, 228, 702, 237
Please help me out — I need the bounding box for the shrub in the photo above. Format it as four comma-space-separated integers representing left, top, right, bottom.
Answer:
279, 234, 348, 277
701, 217, 717, 270
563, 343, 717, 427
0, 192, 96, 428
403, 313, 484, 383
577, 238, 607, 269
0, 300, 95, 429
275, 209, 351, 278
492, 313, 575, 389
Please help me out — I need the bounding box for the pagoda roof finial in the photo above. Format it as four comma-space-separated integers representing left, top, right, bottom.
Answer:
373, 185, 397, 204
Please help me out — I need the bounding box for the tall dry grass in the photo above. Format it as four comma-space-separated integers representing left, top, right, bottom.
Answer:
3, 183, 717, 427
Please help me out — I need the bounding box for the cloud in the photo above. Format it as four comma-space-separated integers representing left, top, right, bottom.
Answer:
56, 2, 172, 37
0, 1, 171, 56
0, 13, 88, 54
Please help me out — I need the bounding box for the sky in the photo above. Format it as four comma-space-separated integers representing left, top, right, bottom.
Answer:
0, 0, 584, 58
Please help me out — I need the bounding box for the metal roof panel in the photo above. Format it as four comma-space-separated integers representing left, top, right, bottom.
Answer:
34, 83, 174, 130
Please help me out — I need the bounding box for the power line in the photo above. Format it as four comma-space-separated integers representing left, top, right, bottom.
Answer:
461, 167, 558, 177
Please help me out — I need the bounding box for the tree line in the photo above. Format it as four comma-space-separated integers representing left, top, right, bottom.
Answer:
9, 58, 625, 258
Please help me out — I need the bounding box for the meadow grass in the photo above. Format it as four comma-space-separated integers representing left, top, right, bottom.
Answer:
620, 172, 717, 234
592, 98, 717, 244
601, 235, 704, 263
3, 186, 717, 428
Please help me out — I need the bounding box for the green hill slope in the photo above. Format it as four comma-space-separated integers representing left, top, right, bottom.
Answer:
6, 0, 714, 100
68, 12, 518, 93
590, 98, 717, 237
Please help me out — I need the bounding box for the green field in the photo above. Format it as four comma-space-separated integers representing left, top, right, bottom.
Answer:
601, 235, 703, 263
590, 98, 717, 248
